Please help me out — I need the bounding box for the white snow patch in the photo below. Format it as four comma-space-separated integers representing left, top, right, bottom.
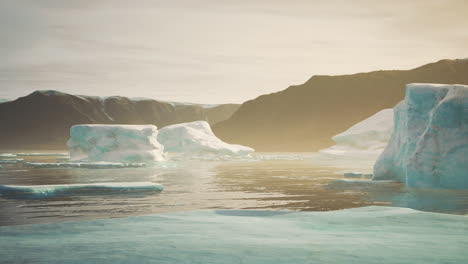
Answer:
158, 121, 254, 156
320, 109, 393, 158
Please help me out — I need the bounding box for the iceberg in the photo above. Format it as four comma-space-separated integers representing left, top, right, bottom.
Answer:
373, 84, 468, 188
0, 182, 163, 199
157, 121, 254, 156
320, 109, 393, 156
67, 125, 165, 163
0, 206, 467, 263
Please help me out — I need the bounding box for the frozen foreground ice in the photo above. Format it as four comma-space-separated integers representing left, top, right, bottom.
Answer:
0, 182, 163, 199
67, 125, 165, 163
158, 121, 254, 156
374, 84, 468, 188
320, 109, 393, 157
0, 206, 467, 264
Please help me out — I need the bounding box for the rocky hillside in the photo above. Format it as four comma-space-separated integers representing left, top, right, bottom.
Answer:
0, 90, 239, 150
213, 59, 468, 151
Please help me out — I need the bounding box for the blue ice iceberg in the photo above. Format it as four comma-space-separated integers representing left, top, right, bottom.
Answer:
67, 125, 165, 163
0, 206, 467, 263
0, 182, 163, 199
373, 84, 468, 188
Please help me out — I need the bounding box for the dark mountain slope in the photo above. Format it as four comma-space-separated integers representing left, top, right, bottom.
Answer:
0, 91, 239, 150
213, 59, 468, 151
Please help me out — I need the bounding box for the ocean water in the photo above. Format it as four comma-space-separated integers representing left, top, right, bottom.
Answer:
1, 152, 468, 226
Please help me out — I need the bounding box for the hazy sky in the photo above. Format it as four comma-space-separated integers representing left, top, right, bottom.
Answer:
0, 0, 467, 103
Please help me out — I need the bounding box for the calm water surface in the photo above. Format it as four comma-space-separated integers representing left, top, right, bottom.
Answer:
1, 152, 467, 226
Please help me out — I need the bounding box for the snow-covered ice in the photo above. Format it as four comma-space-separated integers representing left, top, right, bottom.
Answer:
0, 182, 163, 199
0, 206, 467, 264
158, 121, 254, 156
374, 84, 468, 188
67, 125, 165, 163
320, 109, 393, 157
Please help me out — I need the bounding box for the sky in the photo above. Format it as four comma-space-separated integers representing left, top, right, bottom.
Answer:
0, 0, 467, 103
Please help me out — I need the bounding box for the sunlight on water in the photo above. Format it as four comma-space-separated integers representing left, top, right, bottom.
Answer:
1, 152, 467, 226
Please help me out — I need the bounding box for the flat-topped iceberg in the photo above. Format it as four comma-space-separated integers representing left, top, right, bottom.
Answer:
373, 84, 468, 188
320, 109, 393, 156
0, 182, 163, 199
67, 125, 165, 163
158, 121, 254, 156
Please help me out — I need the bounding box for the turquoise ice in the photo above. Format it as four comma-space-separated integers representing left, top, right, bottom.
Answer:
373, 84, 468, 188
67, 125, 166, 163
0, 206, 467, 264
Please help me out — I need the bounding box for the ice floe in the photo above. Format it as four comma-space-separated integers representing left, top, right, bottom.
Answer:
0, 182, 163, 199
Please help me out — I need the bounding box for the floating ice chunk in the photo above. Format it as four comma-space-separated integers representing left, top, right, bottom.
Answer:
0, 206, 467, 263
336, 179, 397, 184
16, 153, 69, 157
320, 109, 393, 157
67, 125, 165, 163
0, 159, 24, 164
24, 162, 146, 169
0, 154, 17, 158
158, 121, 254, 156
343, 172, 364, 177
0, 182, 163, 199
374, 84, 468, 188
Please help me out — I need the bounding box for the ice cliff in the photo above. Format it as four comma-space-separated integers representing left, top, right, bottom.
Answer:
158, 121, 254, 156
373, 84, 468, 188
67, 125, 165, 163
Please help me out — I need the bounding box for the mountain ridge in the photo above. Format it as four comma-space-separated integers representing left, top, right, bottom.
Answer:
0, 90, 239, 150
213, 58, 468, 151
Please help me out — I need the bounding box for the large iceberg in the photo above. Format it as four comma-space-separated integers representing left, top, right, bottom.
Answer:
320, 109, 393, 156
67, 125, 165, 163
157, 121, 254, 156
373, 84, 468, 188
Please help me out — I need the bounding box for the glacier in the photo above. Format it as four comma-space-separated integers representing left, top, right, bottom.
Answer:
0, 206, 467, 264
157, 121, 254, 156
320, 109, 393, 157
373, 84, 468, 188
67, 125, 165, 163
0, 182, 163, 199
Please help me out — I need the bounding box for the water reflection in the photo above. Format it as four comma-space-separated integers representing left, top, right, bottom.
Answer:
1, 153, 467, 226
